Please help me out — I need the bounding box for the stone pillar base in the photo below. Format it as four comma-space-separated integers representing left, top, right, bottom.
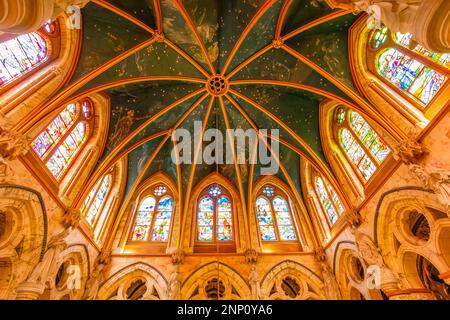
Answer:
15, 282, 45, 300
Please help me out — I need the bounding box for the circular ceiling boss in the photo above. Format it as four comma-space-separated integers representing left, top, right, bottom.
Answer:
206, 75, 228, 96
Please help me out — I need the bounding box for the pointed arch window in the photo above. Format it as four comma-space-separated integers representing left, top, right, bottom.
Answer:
81, 173, 112, 227
370, 26, 449, 106
31, 100, 93, 180
0, 21, 56, 87
255, 185, 297, 241
335, 107, 390, 183
196, 185, 234, 243
131, 184, 174, 242
312, 171, 345, 226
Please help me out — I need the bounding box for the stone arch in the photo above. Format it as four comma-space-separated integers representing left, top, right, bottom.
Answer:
260, 260, 325, 300
97, 262, 168, 300
333, 242, 374, 300
42, 244, 90, 300
374, 187, 450, 298
0, 185, 47, 299
181, 262, 251, 300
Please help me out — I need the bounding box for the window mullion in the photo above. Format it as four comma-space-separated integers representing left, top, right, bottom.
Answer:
270, 197, 281, 241
148, 196, 159, 241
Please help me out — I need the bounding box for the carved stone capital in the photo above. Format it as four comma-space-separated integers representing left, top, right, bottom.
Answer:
244, 249, 258, 265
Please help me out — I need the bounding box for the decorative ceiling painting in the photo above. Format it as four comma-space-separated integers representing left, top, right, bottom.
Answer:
62, 0, 367, 207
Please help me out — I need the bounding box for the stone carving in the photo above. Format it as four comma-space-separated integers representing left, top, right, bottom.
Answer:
171, 249, 185, 265
83, 250, 111, 300
245, 249, 258, 265
345, 209, 363, 228
0, 125, 29, 178
314, 248, 342, 299
16, 230, 69, 299
167, 267, 182, 300
409, 164, 450, 211
248, 266, 262, 300
61, 208, 82, 230
353, 229, 403, 295
393, 137, 428, 165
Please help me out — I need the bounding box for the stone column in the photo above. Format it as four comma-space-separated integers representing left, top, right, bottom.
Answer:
0, 0, 90, 34
167, 250, 184, 300
325, 0, 450, 52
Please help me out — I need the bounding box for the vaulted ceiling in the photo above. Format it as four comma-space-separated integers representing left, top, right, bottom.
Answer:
64, 0, 366, 206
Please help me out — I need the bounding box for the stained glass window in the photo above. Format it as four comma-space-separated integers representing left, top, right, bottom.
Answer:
0, 32, 48, 86
197, 185, 234, 242
371, 27, 449, 106
131, 185, 174, 242
371, 26, 388, 49
81, 173, 112, 226
256, 185, 297, 242
31, 101, 92, 180
151, 197, 173, 241
132, 197, 156, 241
336, 108, 390, 182
314, 174, 345, 226
256, 197, 276, 240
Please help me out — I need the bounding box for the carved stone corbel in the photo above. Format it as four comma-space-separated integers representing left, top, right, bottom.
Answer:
171, 249, 185, 265
0, 116, 30, 179
61, 208, 82, 230
345, 208, 363, 228
244, 249, 258, 265
393, 131, 428, 165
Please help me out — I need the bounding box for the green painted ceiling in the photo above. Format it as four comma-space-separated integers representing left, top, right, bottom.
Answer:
64, 0, 364, 206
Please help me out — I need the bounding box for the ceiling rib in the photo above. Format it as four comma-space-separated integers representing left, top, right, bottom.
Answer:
16, 38, 156, 134
275, 0, 292, 38
221, 0, 277, 75
92, 0, 156, 34
76, 90, 209, 204
173, 0, 216, 74
153, 0, 163, 33
282, 45, 406, 141
179, 96, 215, 241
